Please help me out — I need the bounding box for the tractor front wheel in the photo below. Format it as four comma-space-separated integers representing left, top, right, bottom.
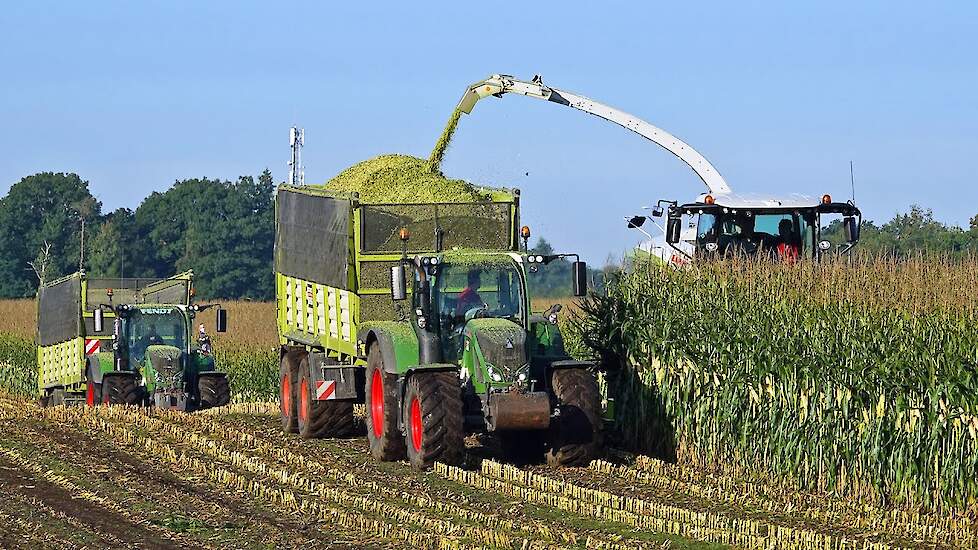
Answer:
365, 346, 405, 461
297, 358, 356, 439
403, 371, 464, 469
101, 374, 143, 406
546, 368, 603, 466
198, 374, 231, 409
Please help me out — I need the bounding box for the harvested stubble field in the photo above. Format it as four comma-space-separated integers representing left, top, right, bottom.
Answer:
3, 393, 971, 549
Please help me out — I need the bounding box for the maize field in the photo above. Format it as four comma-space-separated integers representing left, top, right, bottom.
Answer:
577, 256, 978, 519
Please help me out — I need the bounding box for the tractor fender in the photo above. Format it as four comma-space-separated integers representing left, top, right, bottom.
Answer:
547, 359, 596, 373
357, 323, 419, 376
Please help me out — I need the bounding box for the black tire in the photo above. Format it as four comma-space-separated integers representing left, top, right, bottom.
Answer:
499, 430, 546, 466
546, 368, 603, 466
297, 357, 357, 439
198, 374, 231, 409
280, 353, 299, 433
101, 374, 144, 406
403, 371, 465, 469
365, 345, 405, 461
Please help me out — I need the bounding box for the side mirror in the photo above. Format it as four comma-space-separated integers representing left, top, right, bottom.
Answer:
666, 215, 682, 244
572, 261, 588, 297
93, 308, 104, 333
818, 240, 832, 251
651, 206, 664, 218
216, 307, 228, 333
391, 265, 407, 301
844, 217, 860, 243
627, 216, 646, 229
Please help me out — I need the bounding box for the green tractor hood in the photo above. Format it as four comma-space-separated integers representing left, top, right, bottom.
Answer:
465, 318, 528, 388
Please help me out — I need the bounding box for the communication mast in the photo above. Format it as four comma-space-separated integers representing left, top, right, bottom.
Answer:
288, 127, 305, 186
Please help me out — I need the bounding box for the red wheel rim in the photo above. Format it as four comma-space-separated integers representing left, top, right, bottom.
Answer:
299, 378, 309, 424
410, 396, 423, 452
281, 373, 291, 416
370, 369, 384, 438
86, 382, 95, 407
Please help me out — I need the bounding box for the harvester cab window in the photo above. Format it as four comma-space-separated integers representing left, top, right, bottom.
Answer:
126, 309, 186, 360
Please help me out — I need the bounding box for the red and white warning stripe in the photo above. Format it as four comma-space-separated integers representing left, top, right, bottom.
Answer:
315, 380, 336, 400
84, 339, 101, 355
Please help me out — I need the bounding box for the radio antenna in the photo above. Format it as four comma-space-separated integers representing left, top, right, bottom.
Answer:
288, 127, 305, 186
849, 161, 856, 205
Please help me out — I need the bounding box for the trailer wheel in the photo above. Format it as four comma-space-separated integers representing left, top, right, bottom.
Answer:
101, 374, 143, 406
403, 371, 464, 469
297, 357, 356, 439
365, 346, 405, 461
198, 374, 231, 409
545, 368, 602, 467
280, 354, 299, 433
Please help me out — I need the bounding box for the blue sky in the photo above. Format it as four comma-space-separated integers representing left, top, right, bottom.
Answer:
1, 1, 975, 264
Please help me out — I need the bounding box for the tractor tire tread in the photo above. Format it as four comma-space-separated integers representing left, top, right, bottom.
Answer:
405, 371, 464, 469
546, 368, 602, 467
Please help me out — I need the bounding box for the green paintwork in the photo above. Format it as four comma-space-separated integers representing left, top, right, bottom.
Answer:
359, 321, 419, 373
528, 318, 567, 358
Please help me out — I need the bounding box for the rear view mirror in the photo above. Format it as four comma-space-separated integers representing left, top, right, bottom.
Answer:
627, 216, 647, 229
844, 217, 860, 243
666, 215, 682, 244
93, 308, 104, 333
216, 307, 228, 333
818, 240, 832, 251
391, 265, 407, 301
572, 261, 588, 297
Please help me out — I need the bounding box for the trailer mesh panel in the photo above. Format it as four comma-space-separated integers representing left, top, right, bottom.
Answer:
361, 203, 512, 253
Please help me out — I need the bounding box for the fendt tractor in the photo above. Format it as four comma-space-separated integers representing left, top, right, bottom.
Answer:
36, 270, 231, 410
448, 74, 863, 263
275, 185, 601, 468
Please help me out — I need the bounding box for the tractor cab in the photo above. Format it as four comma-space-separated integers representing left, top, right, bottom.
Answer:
630, 193, 861, 264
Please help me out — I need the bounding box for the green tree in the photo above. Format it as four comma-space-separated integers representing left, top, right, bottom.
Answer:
0, 173, 101, 296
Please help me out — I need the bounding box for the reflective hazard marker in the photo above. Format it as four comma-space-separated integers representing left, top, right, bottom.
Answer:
316, 380, 336, 400
84, 339, 100, 355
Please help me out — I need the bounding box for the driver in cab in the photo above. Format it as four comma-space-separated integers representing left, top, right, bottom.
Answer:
457, 269, 484, 315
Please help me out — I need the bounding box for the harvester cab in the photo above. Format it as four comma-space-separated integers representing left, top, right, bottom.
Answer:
636, 193, 862, 264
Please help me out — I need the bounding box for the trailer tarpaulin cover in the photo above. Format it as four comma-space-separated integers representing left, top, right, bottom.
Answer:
38, 276, 82, 346
276, 189, 351, 289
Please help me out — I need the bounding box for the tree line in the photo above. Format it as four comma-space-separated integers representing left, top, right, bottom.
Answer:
2, 172, 976, 300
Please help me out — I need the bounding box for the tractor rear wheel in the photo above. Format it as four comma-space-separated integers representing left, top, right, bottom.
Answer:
280, 354, 299, 433
403, 371, 464, 469
297, 358, 356, 439
365, 346, 405, 461
101, 374, 143, 406
545, 368, 602, 466
198, 374, 231, 409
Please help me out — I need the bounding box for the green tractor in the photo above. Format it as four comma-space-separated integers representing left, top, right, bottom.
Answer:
275, 185, 602, 468
37, 271, 231, 410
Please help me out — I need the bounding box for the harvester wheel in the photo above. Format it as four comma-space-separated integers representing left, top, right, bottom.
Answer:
101, 374, 143, 406
546, 368, 602, 467
403, 371, 465, 469
297, 358, 356, 439
198, 374, 231, 409
280, 354, 299, 433
365, 346, 405, 461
